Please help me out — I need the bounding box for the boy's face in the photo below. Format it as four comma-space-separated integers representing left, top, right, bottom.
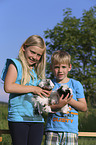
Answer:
51, 63, 72, 83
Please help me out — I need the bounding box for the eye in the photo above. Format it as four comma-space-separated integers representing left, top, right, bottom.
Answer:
62, 66, 66, 68
37, 54, 42, 57
54, 66, 59, 69
30, 50, 35, 54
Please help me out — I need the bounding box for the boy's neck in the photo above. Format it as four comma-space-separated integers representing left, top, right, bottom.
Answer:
56, 77, 70, 84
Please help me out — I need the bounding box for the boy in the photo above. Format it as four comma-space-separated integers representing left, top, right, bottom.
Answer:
44, 50, 87, 145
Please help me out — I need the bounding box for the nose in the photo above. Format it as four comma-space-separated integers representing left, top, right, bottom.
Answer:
33, 54, 37, 60
59, 67, 62, 72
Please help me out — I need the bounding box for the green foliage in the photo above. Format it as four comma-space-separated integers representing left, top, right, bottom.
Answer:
78, 137, 96, 145
78, 108, 96, 132
0, 103, 8, 129
0, 134, 12, 145
44, 7, 96, 107
0, 103, 12, 145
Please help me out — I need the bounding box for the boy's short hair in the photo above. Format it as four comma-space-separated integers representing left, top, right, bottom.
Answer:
51, 50, 71, 66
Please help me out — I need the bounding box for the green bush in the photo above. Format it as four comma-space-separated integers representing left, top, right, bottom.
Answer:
78, 108, 96, 132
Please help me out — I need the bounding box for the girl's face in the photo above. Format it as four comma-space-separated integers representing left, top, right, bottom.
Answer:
22, 46, 44, 68
52, 63, 71, 83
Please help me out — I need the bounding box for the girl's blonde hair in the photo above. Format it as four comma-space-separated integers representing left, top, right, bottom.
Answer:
51, 50, 71, 66
18, 35, 46, 85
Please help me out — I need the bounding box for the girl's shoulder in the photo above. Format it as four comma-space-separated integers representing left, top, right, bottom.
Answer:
5, 58, 22, 73
10, 58, 22, 67
1, 58, 22, 81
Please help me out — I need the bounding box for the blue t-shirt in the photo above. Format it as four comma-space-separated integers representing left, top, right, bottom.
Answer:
45, 78, 85, 134
1, 58, 44, 122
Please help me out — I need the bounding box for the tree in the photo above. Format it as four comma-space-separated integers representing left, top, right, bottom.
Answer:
44, 7, 96, 106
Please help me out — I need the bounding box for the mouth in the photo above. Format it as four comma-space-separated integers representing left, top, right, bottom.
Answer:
29, 57, 39, 65
29, 57, 35, 62
58, 74, 64, 77
28, 58, 36, 64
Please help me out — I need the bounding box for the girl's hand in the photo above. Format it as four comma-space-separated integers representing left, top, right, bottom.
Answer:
32, 86, 52, 98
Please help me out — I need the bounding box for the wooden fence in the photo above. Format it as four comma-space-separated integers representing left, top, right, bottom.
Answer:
78, 132, 96, 137
0, 129, 10, 142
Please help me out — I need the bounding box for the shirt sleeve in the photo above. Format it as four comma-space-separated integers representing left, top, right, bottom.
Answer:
1, 58, 22, 81
75, 80, 85, 99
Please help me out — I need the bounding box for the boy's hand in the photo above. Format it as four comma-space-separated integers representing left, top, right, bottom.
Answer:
58, 94, 73, 108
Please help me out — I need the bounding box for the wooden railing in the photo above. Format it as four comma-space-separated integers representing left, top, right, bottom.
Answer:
78, 132, 96, 137
0, 129, 10, 142
0, 129, 10, 135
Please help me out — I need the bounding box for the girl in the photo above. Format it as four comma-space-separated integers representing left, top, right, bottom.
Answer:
1, 35, 51, 145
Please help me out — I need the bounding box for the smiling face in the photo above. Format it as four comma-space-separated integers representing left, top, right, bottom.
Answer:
22, 45, 44, 68
51, 63, 72, 83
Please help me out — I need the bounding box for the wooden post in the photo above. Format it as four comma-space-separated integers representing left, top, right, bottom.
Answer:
0, 137, 2, 142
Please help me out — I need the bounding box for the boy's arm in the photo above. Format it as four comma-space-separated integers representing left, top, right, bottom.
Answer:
68, 98, 87, 112
50, 95, 87, 112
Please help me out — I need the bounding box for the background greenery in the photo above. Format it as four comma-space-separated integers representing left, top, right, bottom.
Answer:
0, 5, 96, 145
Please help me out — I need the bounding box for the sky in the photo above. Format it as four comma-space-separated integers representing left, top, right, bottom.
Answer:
0, 0, 96, 102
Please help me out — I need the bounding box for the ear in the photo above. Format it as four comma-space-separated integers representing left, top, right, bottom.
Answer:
68, 64, 72, 72
22, 46, 25, 52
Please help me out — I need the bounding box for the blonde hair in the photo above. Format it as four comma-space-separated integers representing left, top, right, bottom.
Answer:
18, 35, 46, 85
51, 50, 71, 66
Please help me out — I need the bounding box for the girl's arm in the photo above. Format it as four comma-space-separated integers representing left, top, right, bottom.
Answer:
4, 63, 50, 97
68, 98, 87, 112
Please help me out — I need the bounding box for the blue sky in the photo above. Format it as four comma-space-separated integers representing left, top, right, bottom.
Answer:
0, 0, 96, 102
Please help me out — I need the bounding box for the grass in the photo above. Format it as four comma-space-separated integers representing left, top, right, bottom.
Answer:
78, 137, 96, 145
